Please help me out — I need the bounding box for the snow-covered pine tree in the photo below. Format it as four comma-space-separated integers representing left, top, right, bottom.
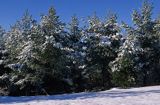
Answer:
38, 7, 71, 94
4, 11, 45, 96
39, 6, 65, 75
0, 26, 10, 75
5, 24, 22, 62
0, 26, 5, 49
5, 10, 33, 63
66, 15, 87, 92
85, 13, 122, 90
4, 8, 71, 95
111, 0, 160, 87
110, 23, 142, 87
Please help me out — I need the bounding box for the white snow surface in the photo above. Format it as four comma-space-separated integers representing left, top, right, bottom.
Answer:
1, 86, 160, 105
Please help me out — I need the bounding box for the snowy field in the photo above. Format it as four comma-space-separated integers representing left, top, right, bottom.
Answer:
0, 86, 160, 105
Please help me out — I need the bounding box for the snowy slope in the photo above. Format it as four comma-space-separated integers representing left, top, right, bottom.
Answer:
0, 86, 160, 105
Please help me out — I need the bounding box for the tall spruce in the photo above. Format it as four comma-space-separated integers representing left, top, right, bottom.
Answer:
38, 7, 71, 94
85, 13, 122, 90
111, 0, 160, 87
5, 10, 33, 63
66, 15, 87, 92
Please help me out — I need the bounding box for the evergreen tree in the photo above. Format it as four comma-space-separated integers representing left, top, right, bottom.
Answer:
5, 10, 33, 63
38, 7, 71, 94
85, 13, 122, 90
111, 0, 160, 87
66, 15, 87, 92
0, 26, 5, 49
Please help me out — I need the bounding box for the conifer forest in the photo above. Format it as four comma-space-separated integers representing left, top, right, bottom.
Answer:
0, 1, 160, 96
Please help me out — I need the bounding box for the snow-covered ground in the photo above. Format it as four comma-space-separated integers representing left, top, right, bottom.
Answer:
0, 86, 160, 105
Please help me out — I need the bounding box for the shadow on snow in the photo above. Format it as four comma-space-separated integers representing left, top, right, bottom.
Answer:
0, 89, 160, 104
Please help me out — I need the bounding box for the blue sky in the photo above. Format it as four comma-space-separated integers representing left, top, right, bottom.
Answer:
0, 0, 160, 29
